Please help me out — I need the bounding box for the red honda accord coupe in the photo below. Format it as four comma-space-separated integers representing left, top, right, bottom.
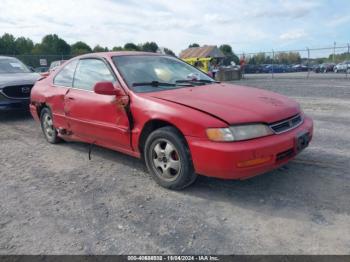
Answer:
30, 52, 313, 189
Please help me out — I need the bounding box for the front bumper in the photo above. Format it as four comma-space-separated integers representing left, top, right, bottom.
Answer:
0, 93, 30, 110
187, 115, 313, 179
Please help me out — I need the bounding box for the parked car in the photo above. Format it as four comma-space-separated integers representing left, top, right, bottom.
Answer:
281, 64, 294, 73
34, 66, 49, 73
49, 60, 66, 73
262, 64, 285, 73
292, 64, 308, 72
320, 63, 335, 73
312, 64, 321, 73
243, 64, 264, 74
30, 52, 313, 189
0, 56, 40, 110
334, 61, 350, 73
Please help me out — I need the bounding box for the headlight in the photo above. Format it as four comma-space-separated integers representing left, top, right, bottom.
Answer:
206, 124, 273, 142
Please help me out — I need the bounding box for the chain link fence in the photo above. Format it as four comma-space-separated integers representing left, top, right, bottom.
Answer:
237, 45, 350, 79
2, 45, 350, 79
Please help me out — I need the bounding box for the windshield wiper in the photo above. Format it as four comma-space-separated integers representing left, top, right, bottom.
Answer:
132, 81, 192, 87
175, 79, 220, 84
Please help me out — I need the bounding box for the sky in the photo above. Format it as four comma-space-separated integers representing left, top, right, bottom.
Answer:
0, 0, 349, 55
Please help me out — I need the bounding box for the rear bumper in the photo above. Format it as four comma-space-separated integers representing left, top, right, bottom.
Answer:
187, 115, 313, 179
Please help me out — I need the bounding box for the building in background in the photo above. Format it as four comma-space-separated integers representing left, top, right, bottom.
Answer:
179, 45, 225, 73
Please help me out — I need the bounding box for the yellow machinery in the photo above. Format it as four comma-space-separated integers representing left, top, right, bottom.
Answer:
182, 57, 212, 73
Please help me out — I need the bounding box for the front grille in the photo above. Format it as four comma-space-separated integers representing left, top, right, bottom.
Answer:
269, 114, 303, 134
2, 85, 33, 99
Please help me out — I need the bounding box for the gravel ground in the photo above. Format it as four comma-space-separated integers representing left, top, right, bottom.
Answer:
243, 71, 350, 80
0, 77, 349, 254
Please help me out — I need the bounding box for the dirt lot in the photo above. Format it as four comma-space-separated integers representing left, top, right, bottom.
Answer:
243, 71, 350, 80
0, 77, 349, 254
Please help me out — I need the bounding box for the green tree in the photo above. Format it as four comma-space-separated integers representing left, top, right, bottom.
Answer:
112, 46, 123, 51
15, 37, 34, 54
32, 34, 70, 55
71, 41, 92, 55
0, 33, 16, 55
163, 47, 175, 56
140, 42, 158, 53
328, 52, 349, 63
92, 45, 109, 52
219, 44, 239, 65
248, 52, 272, 65
188, 43, 200, 48
124, 43, 140, 51
219, 44, 233, 56
275, 52, 301, 64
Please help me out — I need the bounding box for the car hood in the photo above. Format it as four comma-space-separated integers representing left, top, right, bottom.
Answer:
144, 83, 300, 124
0, 73, 40, 88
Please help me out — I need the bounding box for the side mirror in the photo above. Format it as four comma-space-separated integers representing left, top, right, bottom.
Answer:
94, 82, 119, 96
94, 82, 129, 106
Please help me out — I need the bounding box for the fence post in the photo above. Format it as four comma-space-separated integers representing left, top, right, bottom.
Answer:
272, 50, 274, 79
307, 47, 310, 79
346, 43, 349, 79
242, 52, 245, 79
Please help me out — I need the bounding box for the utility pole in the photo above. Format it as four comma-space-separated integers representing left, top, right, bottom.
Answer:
346, 43, 350, 79
307, 47, 310, 79
333, 41, 336, 63
272, 50, 274, 79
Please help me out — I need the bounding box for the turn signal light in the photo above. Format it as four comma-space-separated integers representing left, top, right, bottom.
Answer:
237, 156, 272, 168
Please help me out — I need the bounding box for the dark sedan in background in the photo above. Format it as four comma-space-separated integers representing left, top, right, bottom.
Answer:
0, 56, 40, 110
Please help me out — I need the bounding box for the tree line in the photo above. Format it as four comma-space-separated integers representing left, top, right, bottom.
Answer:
0, 33, 241, 68
247, 52, 302, 65
245, 51, 349, 65
0, 33, 175, 56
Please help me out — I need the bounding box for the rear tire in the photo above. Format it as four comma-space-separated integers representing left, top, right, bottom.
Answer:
40, 107, 61, 144
144, 126, 197, 190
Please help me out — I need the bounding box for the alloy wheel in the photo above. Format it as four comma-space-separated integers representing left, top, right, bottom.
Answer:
150, 138, 182, 181
43, 113, 55, 140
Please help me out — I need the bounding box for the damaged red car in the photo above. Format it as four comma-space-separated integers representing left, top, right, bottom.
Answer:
30, 52, 313, 189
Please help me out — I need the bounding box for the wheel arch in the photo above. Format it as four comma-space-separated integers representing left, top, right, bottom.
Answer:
36, 102, 50, 119
138, 119, 188, 158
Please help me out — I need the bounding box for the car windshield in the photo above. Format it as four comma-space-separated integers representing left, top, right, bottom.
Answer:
0, 57, 31, 74
112, 55, 215, 93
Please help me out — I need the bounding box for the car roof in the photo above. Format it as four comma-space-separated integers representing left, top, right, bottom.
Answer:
76, 51, 164, 59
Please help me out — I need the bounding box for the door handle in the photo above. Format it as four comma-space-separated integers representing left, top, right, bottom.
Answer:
66, 97, 75, 100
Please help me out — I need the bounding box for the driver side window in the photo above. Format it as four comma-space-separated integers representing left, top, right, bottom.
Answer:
73, 59, 116, 91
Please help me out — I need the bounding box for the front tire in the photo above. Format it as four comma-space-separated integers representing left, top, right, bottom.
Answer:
144, 126, 197, 190
40, 107, 61, 144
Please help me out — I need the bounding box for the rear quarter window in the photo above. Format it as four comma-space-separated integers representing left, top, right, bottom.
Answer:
53, 60, 78, 87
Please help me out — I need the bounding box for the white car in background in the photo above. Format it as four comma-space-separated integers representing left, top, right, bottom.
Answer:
334, 61, 350, 73
48, 60, 66, 73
